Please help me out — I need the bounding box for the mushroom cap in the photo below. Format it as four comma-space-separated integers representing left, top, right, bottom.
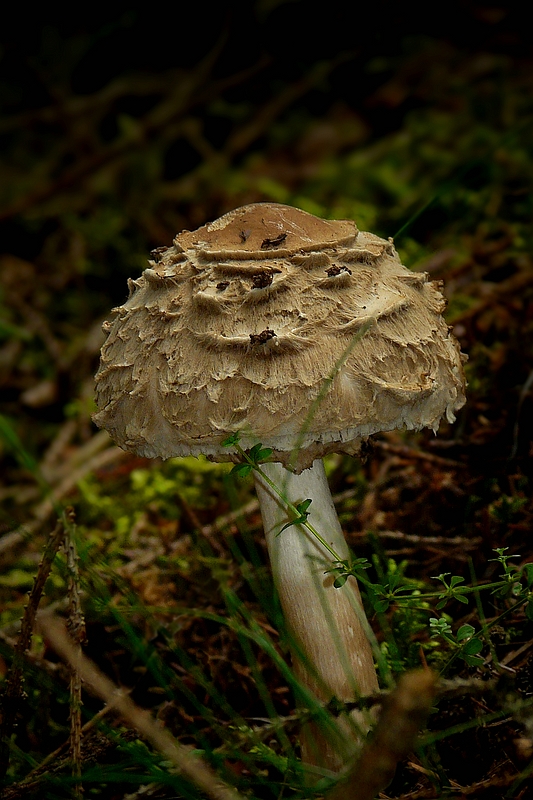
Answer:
94, 203, 466, 472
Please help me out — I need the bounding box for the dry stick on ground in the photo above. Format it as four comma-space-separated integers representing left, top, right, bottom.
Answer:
0, 514, 68, 782
63, 516, 86, 796
37, 614, 245, 800
329, 669, 437, 800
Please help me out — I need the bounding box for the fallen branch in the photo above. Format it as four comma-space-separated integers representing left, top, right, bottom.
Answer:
36, 614, 246, 800
330, 669, 437, 800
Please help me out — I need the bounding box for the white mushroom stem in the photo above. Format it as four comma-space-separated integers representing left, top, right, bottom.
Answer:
253, 459, 379, 773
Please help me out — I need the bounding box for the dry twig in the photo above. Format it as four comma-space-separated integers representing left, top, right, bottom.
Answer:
0, 514, 67, 781
63, 515, 86, 796
36, 614, 246, 800
330, 670, 437, 800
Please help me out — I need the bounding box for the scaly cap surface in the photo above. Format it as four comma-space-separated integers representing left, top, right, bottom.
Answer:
94, 203, 466, 471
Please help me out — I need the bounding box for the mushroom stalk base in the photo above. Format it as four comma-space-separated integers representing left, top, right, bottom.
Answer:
254, 459, 378, 773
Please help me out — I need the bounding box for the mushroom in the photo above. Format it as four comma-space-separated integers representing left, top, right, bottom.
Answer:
94, 203, 466, 773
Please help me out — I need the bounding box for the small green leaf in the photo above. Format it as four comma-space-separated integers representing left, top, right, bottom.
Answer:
333, 575, 348, 588
277, 501, 312, 535
388, 572, 401, 591
429, 617, 452, 637
248, 443, 273, 464
230, 463, 253, 477
352, 558, 372, 571
457, 624, 475, 641
463, 638, 483, 655
495, 584, 513, 598
521, 564, 533, 586
296, 499, 312, 515
374, 599, 390, 613
525, 601, 533, 622
455, 594, 469, 604
222, 433, 241, 447
463, 653, 484, 666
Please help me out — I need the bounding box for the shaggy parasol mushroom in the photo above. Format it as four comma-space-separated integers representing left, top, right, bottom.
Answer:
94, 203, 466, 773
